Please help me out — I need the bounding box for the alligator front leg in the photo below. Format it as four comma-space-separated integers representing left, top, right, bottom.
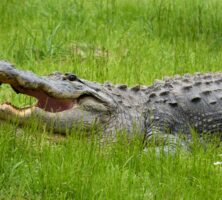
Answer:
144, 128, 189, 154
144, 107, 191, 154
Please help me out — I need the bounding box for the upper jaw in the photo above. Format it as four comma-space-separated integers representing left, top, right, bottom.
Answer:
0, 61, 115, 112
0, 61, 86, 99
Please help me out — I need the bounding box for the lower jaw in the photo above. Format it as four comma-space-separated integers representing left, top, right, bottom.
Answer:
0, 103, 89, 134
0, 103, 35, 129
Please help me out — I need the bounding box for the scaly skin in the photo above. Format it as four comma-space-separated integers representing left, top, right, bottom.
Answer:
0, 61, 222, 147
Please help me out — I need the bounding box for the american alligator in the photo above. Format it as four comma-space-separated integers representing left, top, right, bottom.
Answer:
0, 61, 222, 147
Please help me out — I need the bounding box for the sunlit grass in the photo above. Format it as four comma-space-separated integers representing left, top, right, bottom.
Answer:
0, 0, 222, 199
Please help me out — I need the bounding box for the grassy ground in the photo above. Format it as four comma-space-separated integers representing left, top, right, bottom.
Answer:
0, 0, 222, 199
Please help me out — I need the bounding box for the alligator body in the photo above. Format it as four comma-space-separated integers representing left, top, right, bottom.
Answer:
0, 61, 222, 146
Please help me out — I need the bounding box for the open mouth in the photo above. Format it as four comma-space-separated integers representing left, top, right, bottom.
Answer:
1, 84, 76, 113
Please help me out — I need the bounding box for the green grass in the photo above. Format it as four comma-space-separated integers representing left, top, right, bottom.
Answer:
0, 0, 222, 199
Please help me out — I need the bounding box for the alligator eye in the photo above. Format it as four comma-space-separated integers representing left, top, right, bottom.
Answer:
67, 74, 77, 81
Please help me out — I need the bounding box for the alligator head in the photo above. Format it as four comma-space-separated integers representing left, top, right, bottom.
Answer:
0, 61, 120, 134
